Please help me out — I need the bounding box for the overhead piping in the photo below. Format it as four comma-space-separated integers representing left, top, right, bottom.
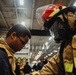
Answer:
13, 0, 19, 24
51, 0, 55, 4
31, 0, 35, 29
0, 11, 8, 27
68, 0, 74, 6
0, 0, 8, 27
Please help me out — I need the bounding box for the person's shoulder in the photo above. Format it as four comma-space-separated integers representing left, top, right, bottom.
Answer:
0, 48, 7, 54
0, 48, 8, 58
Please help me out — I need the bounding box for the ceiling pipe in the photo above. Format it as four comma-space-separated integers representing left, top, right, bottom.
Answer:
0, 11, 8, 27
68, 0, 74, 6
51, 0, 55, 4
30, 0, 35, 29
31, 0, 36, 60
13, 7, 32, 10
0, 0, 8, 27
13, 0, 19, 24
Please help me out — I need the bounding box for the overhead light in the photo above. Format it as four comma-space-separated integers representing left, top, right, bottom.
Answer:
19, 0, 24, 5
45, 55, 48, 58
49, 37, 52, 40
32, 61, 37, 64
44, 57, 46, 59
21, 21, 25, 26
73, 2, 76, 6
53, 50, 57, 53
48, 54, 51, 56
58, 47, 60, 50
46, 45, 49, 49
45, 42, 48, 46
34, 55, 40, 60
48, 52, 53, 56
30, 52, 32, 57
42, 45, 44, 50
34, 51, 42, 60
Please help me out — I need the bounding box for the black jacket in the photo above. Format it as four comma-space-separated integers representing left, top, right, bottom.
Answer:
0, 48, 14, 75
15, 62, 20, 75
23, 65, 31, 74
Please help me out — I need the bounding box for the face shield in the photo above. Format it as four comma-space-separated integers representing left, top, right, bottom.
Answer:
36, 4, 55, 28
49, 17, 67, 43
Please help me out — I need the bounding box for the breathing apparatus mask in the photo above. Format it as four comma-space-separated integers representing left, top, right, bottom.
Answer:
49, 17, 73, 43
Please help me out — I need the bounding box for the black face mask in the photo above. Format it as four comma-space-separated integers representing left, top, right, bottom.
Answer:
49, 17, 70, 43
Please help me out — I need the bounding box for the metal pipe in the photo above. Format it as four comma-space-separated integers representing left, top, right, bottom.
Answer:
68, 0, 74, 6
0, 11, 8, 27
31, 0, 35, 29
0, 0, 8, 27
13, 0, 19, 24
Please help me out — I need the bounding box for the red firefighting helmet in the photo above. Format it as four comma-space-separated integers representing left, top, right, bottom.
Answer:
36, 4, 66, 28
41, 4, 66, 22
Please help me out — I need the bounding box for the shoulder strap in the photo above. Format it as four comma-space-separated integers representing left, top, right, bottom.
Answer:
59, 41, 66, 75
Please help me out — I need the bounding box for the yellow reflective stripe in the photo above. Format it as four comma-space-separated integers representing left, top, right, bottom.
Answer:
49, 9, 60, 17
74, 58, 76, 68
49, 6, 66, 17
64, 63, 73, 72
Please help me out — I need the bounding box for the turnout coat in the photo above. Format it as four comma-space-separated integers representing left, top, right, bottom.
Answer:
32, 35, 76, 75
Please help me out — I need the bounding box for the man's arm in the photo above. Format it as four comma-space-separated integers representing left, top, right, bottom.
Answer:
31, 54, 60, 75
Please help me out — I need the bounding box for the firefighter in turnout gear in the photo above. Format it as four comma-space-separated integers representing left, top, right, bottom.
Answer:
31, 4, 76, 75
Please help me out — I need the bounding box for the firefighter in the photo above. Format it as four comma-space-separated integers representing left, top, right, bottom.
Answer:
31, 4, 76, 75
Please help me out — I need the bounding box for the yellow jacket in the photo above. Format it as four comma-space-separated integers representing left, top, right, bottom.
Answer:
0, 38, 15, 75
32, 35, 76, 75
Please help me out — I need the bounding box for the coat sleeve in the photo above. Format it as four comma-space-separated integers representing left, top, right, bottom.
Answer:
31, 53, 61, 75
